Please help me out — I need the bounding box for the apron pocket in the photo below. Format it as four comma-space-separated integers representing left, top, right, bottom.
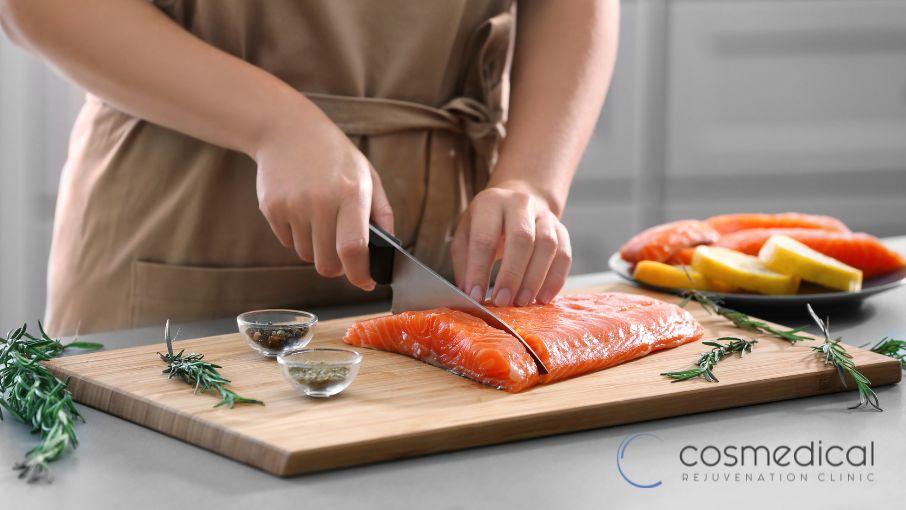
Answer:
130, 260, 387, 328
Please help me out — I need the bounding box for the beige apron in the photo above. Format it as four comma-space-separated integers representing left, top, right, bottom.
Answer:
44, 0, 514, 337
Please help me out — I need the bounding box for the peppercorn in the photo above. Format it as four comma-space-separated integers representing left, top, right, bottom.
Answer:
245, 322, 308, 352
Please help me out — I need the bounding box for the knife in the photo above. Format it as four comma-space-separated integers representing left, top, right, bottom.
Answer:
368, 224, 550, 374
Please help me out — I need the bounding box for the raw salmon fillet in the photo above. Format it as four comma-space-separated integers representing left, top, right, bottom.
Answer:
714, 228, 906, 279
343, 308, 540, 392
705, 213, 850, 235
344, 292, 704, 391
620, 220, 720, 263
492, 293, 705, 384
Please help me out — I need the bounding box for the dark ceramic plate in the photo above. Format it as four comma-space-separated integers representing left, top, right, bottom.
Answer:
608, 252, 906, 310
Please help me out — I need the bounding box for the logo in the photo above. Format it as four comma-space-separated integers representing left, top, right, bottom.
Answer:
617, 433, 663, 488
616, 434, 878, 487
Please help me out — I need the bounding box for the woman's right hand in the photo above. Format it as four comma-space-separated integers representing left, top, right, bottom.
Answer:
253, 101, 395, 291
0, 0, 393, 292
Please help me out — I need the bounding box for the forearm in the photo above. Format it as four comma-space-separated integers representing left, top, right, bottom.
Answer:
0, 0, 315, 157
491, 0, 619, 216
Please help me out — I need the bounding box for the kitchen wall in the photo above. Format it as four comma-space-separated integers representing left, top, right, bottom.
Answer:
1, 0, 905, 329
566, 0, 906, 273
0, 38, 83, 331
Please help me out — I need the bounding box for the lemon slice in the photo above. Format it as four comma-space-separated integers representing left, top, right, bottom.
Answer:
705, 278, 739, 293
633, 261, 709, 290
633, 260, 739, 292
758, 235, 862, 292
692, 246, 800, 295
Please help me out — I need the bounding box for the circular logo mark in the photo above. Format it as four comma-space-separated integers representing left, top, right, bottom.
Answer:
617, 433, 663, 488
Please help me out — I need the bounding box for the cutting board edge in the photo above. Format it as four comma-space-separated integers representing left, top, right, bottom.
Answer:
48, 362, 294, 475
274, 356, 901, 476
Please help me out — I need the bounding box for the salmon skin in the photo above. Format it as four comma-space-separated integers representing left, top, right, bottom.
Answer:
705, 213, 850, 235
344, 292, 704, 392
620, 220, 720, 263
714, 228, 906, 279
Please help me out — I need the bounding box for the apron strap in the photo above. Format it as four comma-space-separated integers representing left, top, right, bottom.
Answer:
305, 93, 476, 136
304, 7, 515, 184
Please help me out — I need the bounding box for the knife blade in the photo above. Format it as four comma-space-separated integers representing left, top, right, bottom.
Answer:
368, 224, 550, 374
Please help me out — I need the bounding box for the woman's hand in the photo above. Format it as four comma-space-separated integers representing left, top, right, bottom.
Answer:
451, 0, 617, 306
451, 181, 572, 307
254, 103, 395, 291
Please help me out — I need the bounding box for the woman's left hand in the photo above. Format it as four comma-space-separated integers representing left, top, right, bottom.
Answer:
449, 0, 616, 307
451, 182, 572, 307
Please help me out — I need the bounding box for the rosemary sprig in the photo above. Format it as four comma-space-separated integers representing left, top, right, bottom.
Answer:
0, 322, 103, 482
681, 290, 811, 344
806, 305, 881, 412
867, 337, 906, 369
662, 337, 757, 382
676, 280, 881, 410
157, 321, 263, 408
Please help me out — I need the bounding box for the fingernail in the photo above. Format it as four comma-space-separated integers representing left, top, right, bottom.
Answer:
493, 288, 512, 307
537, 290, 554, 304
363, 280, 376, 292
515, 288, 533, 306
469, 285, 485, 303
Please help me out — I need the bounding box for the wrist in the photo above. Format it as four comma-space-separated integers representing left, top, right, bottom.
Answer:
247, 88, 328, 162
486, 178, 566, 217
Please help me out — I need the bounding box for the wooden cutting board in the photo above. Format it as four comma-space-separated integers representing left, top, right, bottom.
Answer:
45, 283, 901, 476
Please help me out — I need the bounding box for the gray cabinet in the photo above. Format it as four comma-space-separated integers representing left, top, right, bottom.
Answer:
566, 0, 906, 274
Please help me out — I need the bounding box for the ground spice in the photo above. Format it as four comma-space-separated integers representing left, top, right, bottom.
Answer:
288, 363, 350, 392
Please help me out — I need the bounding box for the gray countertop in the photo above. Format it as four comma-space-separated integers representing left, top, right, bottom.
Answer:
2, 238, 904, 509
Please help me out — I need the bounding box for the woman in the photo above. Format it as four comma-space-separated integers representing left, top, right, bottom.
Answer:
0, 0, 618, 336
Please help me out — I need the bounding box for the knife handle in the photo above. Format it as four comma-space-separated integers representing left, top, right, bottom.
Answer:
368, 224, 398, 285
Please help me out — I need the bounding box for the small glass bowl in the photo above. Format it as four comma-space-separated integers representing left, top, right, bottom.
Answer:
277, 348, 362, 398
237, 309, 317, 357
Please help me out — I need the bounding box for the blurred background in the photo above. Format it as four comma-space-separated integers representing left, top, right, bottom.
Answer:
1, 0, 905, 329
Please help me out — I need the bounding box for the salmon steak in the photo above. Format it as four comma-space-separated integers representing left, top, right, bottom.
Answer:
344, 292, 704, 392
714, 228, 906, 279
704, 212, 850, 235
619, 220, 720, 263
